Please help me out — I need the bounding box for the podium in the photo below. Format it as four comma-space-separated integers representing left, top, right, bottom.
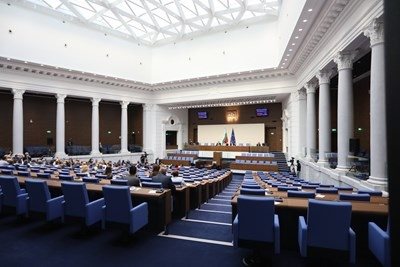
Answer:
213, 152, 222, 166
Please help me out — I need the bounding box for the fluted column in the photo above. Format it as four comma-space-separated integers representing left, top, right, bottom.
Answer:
316, 70, 333, 164
90, 98, 101, 155
55, 94, 67, 158
305, 82, 317, 161
297, 89, 307, 158
334, 50, 358, 171
120, 101, 129, 153
364, 18, 387, 187
12, 89, 25, 155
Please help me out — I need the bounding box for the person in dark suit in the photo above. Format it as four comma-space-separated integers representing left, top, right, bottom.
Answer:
125, 165, 140, 187
151, 166, 176, 195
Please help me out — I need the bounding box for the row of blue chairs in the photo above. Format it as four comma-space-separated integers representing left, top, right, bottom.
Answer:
233, 195, 390, 266
0, 176, 148, 235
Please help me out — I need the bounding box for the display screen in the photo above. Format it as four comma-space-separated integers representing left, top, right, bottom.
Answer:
198, 111, 208, 119
256, 108, 268, 117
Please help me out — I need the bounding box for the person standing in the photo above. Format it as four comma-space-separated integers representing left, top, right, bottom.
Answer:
296, 160, 301, 176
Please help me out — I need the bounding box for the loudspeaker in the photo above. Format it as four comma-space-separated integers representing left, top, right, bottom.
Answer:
349, 138, 360, 154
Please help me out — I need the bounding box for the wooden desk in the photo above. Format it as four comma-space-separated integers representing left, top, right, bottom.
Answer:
230, 163, 279, 171
184, 145, 270, 152
174, 185, 190, 218
159, 159, 191, 166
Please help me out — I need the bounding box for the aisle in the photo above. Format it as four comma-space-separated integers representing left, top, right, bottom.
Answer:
158, 174, 244, 246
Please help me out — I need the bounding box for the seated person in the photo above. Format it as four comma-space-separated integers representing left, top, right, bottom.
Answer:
152, 166, 176, 195
80, 164, 91, 178
216, 141, 222, 146
124, 165, 140, 187
104, 166, 113, 179
171, 170, 184, 186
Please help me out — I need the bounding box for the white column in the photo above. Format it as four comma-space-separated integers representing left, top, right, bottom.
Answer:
297, 89, 307, 158
334, 50, 358, 171
316, 70, 333, 164
177, 123, 183, 150
12, 89, 25, 155
120, 101, 129, 153
143, 104, 157, 161
90, 98, 101, 155
305, 82, 317, 161
364, 18, 387, 188
55, 94, 67, 158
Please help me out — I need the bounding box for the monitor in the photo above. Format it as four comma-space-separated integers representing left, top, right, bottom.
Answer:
256, 108, 268, 117
198, 111, 208, 119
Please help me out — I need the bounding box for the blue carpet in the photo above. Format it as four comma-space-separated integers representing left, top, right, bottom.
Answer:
166, 220, 233, 242
187, 210, 232, 224
200, 203, 231, 212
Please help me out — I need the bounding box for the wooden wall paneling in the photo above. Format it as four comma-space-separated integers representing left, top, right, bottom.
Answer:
0, 90, 13, 151
65, 98, 91, 146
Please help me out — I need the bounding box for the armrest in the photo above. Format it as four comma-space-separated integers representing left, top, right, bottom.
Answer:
46, 196, 65, 221
16, 193, 29, 215
368, 222, 390, 266
274, 214, 280, 254
349, 227, 356, 264
298, 216, 307, 257
130, 202, 148, 234
19, 188, 26, 194
233, 214, 239, 248
85, 198, 105, 226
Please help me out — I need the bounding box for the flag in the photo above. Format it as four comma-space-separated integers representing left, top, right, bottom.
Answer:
230, 128, 236, 146
222, 129, 229, 145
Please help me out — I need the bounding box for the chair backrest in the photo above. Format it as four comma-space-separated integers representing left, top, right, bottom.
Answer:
25, 179, 51, 212
59, 174, 73, 181
1, 169, 13, 175
17, 171, 29, 177
37, 173, 51, 179
307, 199, 352, 250
61, 182, 89, 217
278, 186, 299, 192
339, 193, 371, 202
0, 176, 22, 205
316, 187, 338, 194
237, 195, 275, 242
141, 181, 163, 188
102, 185, 132, 224
302, 184, 318, 189
110, 179, 129, 186
357, 190, 382, 196
240, 188, 265, 195
82, 177, 100, 184
241, 184, 261, 189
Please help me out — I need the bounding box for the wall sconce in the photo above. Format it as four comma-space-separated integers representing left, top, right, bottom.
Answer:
107, 131, 112, 134
46, 130, 51, 134
29, 119, 33, 123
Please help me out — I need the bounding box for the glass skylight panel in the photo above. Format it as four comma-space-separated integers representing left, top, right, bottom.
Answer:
21, 0, 280, 45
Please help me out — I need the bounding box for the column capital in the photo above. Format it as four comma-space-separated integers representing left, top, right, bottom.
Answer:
364, 17, 384, 47
143, 103, 154, 111
56, 94, 67, 103
12, 89, 25, 99
304, 81, 317, 94
120, 101, 129, 109
296, 88, 307, 101
316, 70, 333, 85
91, 97, 101, 106
334, 50, 358, 70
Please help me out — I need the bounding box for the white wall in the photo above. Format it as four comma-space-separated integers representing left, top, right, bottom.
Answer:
198, 123, 264, 146
0, 3, 152, 82
151, 21, 280, 83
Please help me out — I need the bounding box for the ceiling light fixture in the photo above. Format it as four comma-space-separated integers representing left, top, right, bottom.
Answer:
299, 29, 303, 31
303, 19, 308, 23
308, 9, 313, 12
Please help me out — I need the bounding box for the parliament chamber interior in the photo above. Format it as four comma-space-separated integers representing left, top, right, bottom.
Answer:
0, 0, 398, 266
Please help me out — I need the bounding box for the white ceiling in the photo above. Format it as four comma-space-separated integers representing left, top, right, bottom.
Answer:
23, 0, 281, 45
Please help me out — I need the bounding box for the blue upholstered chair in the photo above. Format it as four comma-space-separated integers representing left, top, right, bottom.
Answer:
0, 186, 3, 213
336, 186, 354, 191
141, 181, 163, 188
139, 177, 152, 182
110, 179, 129, 186
59, 174, 73, 181
1, 169, 13, 175
82, 177, 100, 184
25, 179, 64, 221
241, 184, 261, 189
233, 195, 280, 253
240, 188, 265, 196
316, 187, 338, 194
278, 186, 299, 192
339, 193, 371, 202
37, 173, 51, 179
0, 176, 28, 215
17, 171, 29, 177
287, 190, 315, 199
358, 190, 382, 196
302, 184, 318, 189
102, 185, 148, 234
61, 182, 104, 226
369, 221, 390, 267
298, 199, 356, 263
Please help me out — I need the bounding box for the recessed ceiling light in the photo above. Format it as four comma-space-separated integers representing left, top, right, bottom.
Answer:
284, 59, 288, 61
286, 54, 290, 56
281, 66, 284, 69
303, 19, 308, 23
40, 64, 44, 66
292, 43, 296, 45
283, 63, 286, 65
6, 58, 10, 60
55, 67, 59, 69
299, 28, 303, 31
308, 9, 313, 12
24, 61, 28, 64
289, 49, 293, 51
295, 36, 299, 39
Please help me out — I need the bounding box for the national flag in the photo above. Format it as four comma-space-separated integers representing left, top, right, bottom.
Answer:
230, 128, 236, 146
222, 129, 229, 145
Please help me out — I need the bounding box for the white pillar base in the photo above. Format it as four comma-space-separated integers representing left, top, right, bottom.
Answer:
54, 152, 67, 159
90, 150, 102, 156
317, 159, 329, 167
361, 179, 387, 191
335, 165, 350, 173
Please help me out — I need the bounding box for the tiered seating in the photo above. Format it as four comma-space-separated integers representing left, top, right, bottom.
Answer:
230, 153, 278, 171
160, 150, 199, 166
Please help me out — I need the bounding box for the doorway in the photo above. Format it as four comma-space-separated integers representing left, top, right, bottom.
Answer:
166, 131, 178, 149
